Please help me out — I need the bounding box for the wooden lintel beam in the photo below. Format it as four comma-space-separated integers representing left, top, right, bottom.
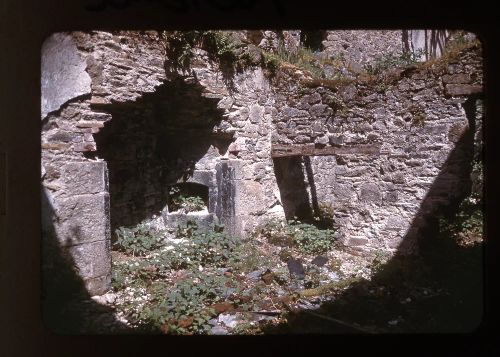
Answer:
271, 143, 381, 158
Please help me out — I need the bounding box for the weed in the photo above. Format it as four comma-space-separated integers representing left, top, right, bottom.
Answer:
138, 272, 238, 334
287, 220, 336, 254
364, 49, 424, 76
261, 218, 337, 255
114, 222, 164, 257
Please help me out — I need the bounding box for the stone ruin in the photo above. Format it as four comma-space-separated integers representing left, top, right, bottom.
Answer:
41, 30, 483, 296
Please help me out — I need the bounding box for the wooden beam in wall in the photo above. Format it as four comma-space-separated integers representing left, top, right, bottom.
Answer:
271, 143, 381, 158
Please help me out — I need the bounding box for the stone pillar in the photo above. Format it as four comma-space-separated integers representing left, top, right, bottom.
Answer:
215, 158, 237, 236
42, 160, 112, 296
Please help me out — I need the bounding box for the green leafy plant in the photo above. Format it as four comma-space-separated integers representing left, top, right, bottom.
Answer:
178, 223, 237, 267
439, 195, 483, 247
286, 220, 336, 254
260, 218, 337, 254
364, 49, 424, 76
261, 37, 347, 80
114, 222, 164, 257
314, 202, 335, 229
173, 195, 206, 213
138, 272, 239, 334
168, 186, 206, 213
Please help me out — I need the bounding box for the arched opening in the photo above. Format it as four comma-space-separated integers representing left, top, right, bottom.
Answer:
86, 76, 233, 235
167, 182, 209, 213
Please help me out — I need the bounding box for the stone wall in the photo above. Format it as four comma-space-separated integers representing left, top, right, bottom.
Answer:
41, 30, 482, 296
41, 31, 284, 294
322, 30, 404, 67
269, 43, 483, 252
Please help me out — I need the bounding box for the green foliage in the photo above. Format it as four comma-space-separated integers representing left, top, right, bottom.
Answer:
111, 266, 127, 290
315, 202, 335, 229
287, 220, 336, 254
168, 186, 206, 213
364, 49, 424, 76
439, 196, 483, 247
202, 30, 238, 63
138, 272, 239, 334
261, 217, 337, 254
114, 222, 164, 257
163, 30, 249, 73
369, 250, 392, 274
261, 51, 280, 74
178, 222, 237, 267
261, 38, 347, 80
228, 241, 269, 273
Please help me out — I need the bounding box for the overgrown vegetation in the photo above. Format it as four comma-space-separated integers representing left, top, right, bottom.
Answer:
261, 37, 346, 80
110, 208, 344, 334
260, 216, 337, 255
363, 49, 424, 76
162, 30, 255, 82
114, 222, 164, 257
168, 186, 206, 213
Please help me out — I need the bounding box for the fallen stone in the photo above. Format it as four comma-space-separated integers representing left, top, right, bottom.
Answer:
311, 255, 328, 267
211, 325, 229, 335
261, 269, 274, 285
218, 313, 243, 329
287, 258, 306, 280
246, 269, 264, 281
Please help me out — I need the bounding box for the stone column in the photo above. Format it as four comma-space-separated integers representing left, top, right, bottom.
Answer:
42, 160, 112, 296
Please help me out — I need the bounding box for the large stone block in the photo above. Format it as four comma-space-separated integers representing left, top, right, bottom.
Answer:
68, 239, 111, 280
55, 193, 110, 246
163, 211, 218, 231
61, 161, 108, 195
442, 74, 471, 84
234, 180, 267, 216
445, 84, 482, 96
187, 170, 216, 188
85, 274, 112, 296
359, 183, 382, 203
41, 33, 91, 119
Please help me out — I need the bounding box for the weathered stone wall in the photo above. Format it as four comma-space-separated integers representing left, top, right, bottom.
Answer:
322, 30, 404, 67
270, 43, 483, 253
41, 30, 482, 296
42, 31, 285, 294
41, 31, 170, 295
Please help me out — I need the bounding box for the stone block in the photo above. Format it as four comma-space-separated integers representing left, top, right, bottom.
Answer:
61, 161, 108, 195
41, 142, 71, 151
360, 183, 381, 203
329, 134, 344, 146
445, 84, 482, 96
84, 274, 112, 296
442, 74, 470, 84
41, 33, 91, 119
68, 239, 111, 280
74, 142, 97, 152
309, 104, 328, 117
384, 216, 408, 231
56, 193, 110, 246
249, 104, 264, 124
348, 237, 369, 246
187, 170, 216, 188
48, 131, 75, 143
163, 211, 218, 231
76, 120, 105, 128
234, 180, 267, 215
